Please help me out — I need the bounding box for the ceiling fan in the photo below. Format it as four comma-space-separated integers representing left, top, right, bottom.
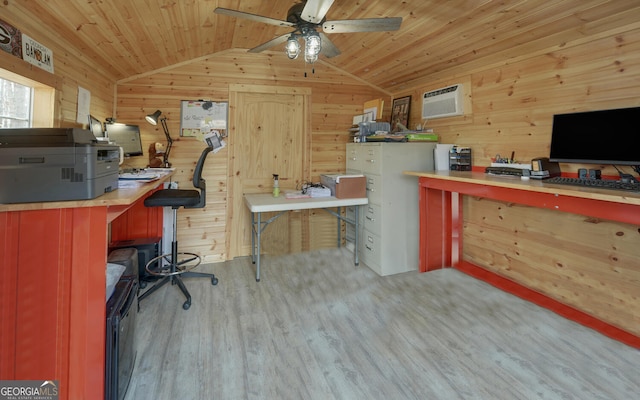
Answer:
214, 0, 402, 63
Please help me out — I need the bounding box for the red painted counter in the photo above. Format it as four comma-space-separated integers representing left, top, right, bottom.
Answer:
0, 174, 171, 400
405, 170, 640, 349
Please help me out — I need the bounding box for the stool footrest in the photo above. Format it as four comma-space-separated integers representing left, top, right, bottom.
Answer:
145, 252, 202, 276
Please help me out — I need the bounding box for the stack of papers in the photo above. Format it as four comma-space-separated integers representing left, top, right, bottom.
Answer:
284, 191, 311, 199
307, 186, 331, 198
119, 172, 160, 181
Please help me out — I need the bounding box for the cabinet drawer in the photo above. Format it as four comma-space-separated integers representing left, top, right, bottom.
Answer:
361, 229, 382, 272
362, 203, 381, 235
360, 145, 382, 174
346, 145, 363, 171
365, 174, 382, 204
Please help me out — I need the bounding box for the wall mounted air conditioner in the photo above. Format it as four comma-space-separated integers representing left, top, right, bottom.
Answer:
421, 84, 464, 119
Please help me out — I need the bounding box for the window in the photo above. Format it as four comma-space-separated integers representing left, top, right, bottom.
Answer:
0, 77, 33, 128
0, 67, 55, 128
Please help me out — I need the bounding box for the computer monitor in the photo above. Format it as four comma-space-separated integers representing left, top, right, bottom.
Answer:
88, 115, 105, 139
105, 123, 144, 157
549, 106, 640, 166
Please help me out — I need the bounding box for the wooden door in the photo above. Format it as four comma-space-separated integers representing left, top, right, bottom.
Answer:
227, 84, 311, 259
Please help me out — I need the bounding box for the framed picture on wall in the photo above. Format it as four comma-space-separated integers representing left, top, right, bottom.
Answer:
390, 96, 411, 132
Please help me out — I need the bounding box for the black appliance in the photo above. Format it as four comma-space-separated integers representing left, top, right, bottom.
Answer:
105, 276, 138, 400
110, 237, 162, 288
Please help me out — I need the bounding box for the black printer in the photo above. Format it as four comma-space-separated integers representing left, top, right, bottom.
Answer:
0, 128, 120, 203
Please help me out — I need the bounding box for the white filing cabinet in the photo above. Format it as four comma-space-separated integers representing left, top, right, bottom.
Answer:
346, 142, 436, 276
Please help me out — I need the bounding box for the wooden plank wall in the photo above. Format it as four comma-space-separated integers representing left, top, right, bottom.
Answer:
0, 13, 116, 128
116, 50, 388, 263
392, 26, 640, 336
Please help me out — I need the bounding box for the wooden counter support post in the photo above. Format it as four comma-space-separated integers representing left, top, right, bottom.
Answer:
419, 180, 452, 272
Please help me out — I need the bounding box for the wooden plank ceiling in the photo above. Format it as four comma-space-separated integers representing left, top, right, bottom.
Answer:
6, 0, 638, 92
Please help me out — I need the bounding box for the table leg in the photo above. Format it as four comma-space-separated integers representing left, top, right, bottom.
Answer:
256, 212, 261, 282
321, 206, 361, 266
336, 206, 341, 247
250, 212, 256, 263
250, 211, 286, 282
354, 205, 360, 266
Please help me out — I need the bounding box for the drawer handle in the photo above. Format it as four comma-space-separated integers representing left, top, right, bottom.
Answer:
367, 236, 374, 243
366, 216, 375, 221
366, 159, 375, 163
365, 245, 373, 251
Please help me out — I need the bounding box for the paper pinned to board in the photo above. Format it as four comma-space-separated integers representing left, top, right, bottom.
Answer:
204, 130, 226, 153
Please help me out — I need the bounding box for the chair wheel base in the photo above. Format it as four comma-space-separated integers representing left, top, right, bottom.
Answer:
139, 247, 219, 310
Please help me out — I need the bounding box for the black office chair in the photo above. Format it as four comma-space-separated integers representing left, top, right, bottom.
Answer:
138, 146, 218, 310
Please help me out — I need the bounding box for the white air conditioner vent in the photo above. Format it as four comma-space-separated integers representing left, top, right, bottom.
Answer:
422, 84, 464, 119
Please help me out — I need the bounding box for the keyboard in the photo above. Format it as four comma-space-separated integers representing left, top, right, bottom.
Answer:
544, 176, 640, 192
485, 166, 525, 176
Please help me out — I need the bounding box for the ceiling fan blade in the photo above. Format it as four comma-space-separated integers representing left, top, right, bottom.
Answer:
319, 33, 341, 58
300, 0, 336, 24
323, 17, 402, 33
214, 7, 293, 27
248, 34, 291, 53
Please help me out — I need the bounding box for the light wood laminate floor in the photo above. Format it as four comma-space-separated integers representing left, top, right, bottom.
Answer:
125, 248, 639, 400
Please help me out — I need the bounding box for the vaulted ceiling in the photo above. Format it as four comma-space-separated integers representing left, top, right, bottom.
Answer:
6, 0, 639, 92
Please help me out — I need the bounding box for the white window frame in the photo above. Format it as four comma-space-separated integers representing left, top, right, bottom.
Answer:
0, 76, 34, 128
0, 67, 55, 128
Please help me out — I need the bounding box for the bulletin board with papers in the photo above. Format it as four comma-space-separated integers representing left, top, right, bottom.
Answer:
179, 100, 228, 138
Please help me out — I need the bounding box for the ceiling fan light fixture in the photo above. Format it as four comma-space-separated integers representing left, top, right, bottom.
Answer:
285, 35, 301, 59
304, 52, 318, 64
216, 3, 403, 65
304, 31, 322, 57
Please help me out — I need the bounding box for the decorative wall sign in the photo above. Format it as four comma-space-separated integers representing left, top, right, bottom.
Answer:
180, 100, 228, 138
21, 33, 54, 73
0, 18, 22, 58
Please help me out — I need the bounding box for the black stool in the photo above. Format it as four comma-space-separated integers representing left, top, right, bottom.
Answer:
138, 146, 218, 310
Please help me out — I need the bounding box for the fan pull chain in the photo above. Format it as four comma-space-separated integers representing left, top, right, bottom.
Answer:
304, 64, 316, 78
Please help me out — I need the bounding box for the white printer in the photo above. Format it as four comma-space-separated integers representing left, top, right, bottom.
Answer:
0, 128, 120, 203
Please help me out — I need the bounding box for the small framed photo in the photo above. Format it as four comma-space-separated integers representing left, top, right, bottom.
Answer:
390, 96, 411, 132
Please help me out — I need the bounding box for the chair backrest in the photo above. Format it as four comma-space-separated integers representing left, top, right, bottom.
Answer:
187, 146, 213, 209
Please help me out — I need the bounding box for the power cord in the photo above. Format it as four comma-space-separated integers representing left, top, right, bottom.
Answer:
613, 165, 640, 183
298, 181, 327, 195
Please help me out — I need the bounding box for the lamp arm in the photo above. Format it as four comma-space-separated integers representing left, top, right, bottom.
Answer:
160, 117, 173, 167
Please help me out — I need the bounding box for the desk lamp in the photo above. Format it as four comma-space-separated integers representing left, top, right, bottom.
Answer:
145, 110, 173, 167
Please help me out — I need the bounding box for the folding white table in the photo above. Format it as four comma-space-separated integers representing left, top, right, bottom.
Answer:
243, 193, 369, 281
